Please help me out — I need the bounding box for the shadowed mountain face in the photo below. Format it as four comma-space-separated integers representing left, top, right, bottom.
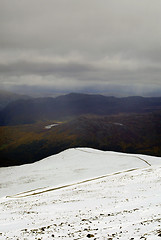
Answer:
0, 112, 161, 167
0, 90, 30, 111
0, 93, 161, 125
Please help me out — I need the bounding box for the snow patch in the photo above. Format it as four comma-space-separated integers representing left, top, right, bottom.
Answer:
113, 122, 124, 126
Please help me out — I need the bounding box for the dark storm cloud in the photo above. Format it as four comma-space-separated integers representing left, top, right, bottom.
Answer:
0, 0, 161, 95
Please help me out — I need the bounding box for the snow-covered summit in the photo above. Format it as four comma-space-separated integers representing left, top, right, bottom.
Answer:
0, 148, 161, 198
0, 148, 161, 239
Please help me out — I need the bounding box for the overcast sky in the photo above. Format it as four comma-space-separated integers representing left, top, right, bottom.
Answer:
0, 0, 161, 96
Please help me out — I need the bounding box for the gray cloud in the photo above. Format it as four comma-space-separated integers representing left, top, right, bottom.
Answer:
0, 60, 97, 76
0, 0, 161, 96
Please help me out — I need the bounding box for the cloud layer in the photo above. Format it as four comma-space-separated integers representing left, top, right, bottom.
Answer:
0, 0, 161, 96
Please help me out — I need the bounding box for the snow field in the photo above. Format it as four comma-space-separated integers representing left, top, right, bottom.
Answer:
0, 148, 160, 198
0, 148, 161, 239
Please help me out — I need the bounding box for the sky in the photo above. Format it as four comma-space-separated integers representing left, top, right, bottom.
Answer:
0, 0, 161, 96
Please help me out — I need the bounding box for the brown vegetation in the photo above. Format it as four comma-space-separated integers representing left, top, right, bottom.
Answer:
0, 112, 161, 167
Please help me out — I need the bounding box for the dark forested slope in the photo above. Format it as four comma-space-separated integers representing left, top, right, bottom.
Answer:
0, 112, 161, 167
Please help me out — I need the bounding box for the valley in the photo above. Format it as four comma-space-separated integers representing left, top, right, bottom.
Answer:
0, 111, 161, 167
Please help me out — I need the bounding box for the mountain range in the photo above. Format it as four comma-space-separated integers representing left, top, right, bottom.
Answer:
1, 93, 161, 125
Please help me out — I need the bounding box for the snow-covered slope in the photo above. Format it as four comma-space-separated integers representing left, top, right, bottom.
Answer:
0, 148, 161, 198
0, 148, 161, 239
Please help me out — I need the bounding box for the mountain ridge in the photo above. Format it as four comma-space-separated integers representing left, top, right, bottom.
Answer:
1, 93, 161, 125
0, 89, 30, 111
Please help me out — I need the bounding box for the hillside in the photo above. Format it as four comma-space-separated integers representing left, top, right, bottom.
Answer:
1, 93, 161, 125
0, 148, 161, 239
1, 147, 161, 198
0, 89, 30, 111
0, 112, 161, 167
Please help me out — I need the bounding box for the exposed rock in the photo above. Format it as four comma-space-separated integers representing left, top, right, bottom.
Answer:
87, 233, 95, 238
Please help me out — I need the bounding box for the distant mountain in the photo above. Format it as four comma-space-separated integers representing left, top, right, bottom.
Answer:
0, 89, 30, 111
0, 93, 161, 125
0, 112, 161, 166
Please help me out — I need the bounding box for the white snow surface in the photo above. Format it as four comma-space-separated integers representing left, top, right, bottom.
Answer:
0, 148, 160, 198
0, 148, 161, 239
